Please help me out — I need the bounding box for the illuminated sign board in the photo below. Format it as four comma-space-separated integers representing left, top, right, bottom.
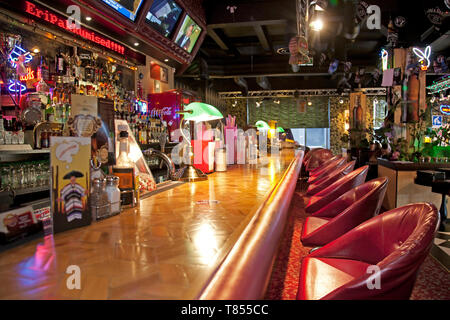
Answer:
24, 1, 125, 55
440, 104, 450, 115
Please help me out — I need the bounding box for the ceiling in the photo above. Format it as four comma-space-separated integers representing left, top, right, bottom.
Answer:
178, 0, 450, 92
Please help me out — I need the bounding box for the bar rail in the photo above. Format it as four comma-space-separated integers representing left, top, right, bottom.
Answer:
198, 151, 304, 300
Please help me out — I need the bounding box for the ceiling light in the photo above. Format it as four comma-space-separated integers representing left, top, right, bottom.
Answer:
256, 101, 262, 108
307, 101, 313, 106
339, 99, 344, 104
33, 48, 40, 53
134, 42, 140, 47
86, 16, 92, 21
164, 59, 169, 62
310, 19, 323, 32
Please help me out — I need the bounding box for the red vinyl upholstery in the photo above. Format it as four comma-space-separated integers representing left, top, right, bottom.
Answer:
301, 177, 388, 246
305, 166, 369, 214
306, 161, 356, 196
308, 157, 346, 183
297, 203, 439, 300
305, 149, 334, 172
309, 155, 341, 176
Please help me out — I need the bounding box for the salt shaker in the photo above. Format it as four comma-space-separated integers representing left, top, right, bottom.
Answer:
105, 175, 121, 215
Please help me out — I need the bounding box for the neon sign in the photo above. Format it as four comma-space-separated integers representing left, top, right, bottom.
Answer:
9, 45, 32, 68
8, 80, 27, 93
413, 46, 431, 71
25, 1, 125, 55
19, 67, 35, 81
440, 104, 450, 115
381, 49, 388, 71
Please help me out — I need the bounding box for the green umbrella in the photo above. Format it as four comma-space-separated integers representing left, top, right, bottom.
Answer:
276, 127, 285, 133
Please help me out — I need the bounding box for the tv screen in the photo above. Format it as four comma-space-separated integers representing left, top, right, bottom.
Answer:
174, 15, 202, 53
101, 0, 144, 21
146, 0, 183, 38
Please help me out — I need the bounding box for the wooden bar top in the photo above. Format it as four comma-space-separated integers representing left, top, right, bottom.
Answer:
0, 150, 299, 300
378, 158, 450, 171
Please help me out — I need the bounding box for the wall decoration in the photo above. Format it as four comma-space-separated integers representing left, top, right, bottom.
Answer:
381, 49, 389, 71
51, 137, 91, 234
413, 46, 431, 71
161, 66, 168, 83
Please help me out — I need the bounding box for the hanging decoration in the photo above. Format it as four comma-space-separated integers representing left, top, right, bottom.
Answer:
433, 55, 449, 73
8, 45, 32, 68
440, 104, 450, 115
394, 16, 407, 28
413, 46, 432, 71
381, 49, 389, 71
8, 80, 27, 93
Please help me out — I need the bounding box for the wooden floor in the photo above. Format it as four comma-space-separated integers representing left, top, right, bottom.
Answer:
0, 151, 297, 300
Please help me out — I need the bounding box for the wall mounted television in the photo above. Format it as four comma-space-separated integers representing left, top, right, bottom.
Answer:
146, 0, 183, 38
174, 14, 202, 53
101, 0, 144, 21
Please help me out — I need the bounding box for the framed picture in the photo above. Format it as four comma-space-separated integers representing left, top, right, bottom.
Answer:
161, 66, 168, 83
154, 80, 161, 93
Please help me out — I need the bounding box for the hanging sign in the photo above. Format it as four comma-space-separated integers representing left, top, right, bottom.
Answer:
24, 1, 125, 55
440, 105, 450, 115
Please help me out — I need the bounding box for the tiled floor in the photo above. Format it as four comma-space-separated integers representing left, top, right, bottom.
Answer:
432, 230, 450, 271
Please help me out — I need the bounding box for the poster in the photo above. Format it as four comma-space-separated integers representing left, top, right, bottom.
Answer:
50, 137, 91, 233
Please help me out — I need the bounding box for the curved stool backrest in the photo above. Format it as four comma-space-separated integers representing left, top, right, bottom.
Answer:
306, 161, 356, 196
305, 149, 333, 172
309, 155, 341, 176
309, 157, 346, 183
301, 178, 388, 246
305, 165, 369, 214
309, 202, 439, 299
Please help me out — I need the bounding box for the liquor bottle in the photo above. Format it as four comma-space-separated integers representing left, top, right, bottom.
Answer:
355, 96, 363, 130
46, 99, 55, 122
146, 120, 151, 145
55, 50, 65, 76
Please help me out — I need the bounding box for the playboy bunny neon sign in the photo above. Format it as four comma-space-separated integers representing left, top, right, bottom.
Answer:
413, 46, 431, 71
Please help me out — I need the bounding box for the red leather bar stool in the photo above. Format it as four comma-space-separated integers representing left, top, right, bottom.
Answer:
308, 156, 346, 183
301, 177, 388, 247
305, 149, 334, 172
306, 161, 356, 196
309, 155, 342, 177
305, 165, 369, 214
297, 202, 439, 300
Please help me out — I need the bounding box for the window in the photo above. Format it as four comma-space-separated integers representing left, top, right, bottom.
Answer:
290, 128, 330, 149
373, 99, 387, 129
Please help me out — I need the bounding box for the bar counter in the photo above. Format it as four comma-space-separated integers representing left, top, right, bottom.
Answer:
0, 150, 302, 299
378, 158, 450, 211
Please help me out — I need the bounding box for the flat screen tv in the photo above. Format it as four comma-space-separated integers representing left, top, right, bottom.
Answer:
174, 15, 202, 53
101, 0, 144, 21
146, 0, 183, 38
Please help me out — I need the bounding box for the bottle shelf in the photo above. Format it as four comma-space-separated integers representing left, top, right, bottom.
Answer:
14, 186, 50, 196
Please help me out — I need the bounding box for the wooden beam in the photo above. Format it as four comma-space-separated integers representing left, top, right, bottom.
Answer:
254, 25, 271, 51
209, 19, 287, 30
207, 27, 229, 51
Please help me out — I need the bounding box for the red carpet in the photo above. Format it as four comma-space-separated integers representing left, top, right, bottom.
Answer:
265, 187, 450, 300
